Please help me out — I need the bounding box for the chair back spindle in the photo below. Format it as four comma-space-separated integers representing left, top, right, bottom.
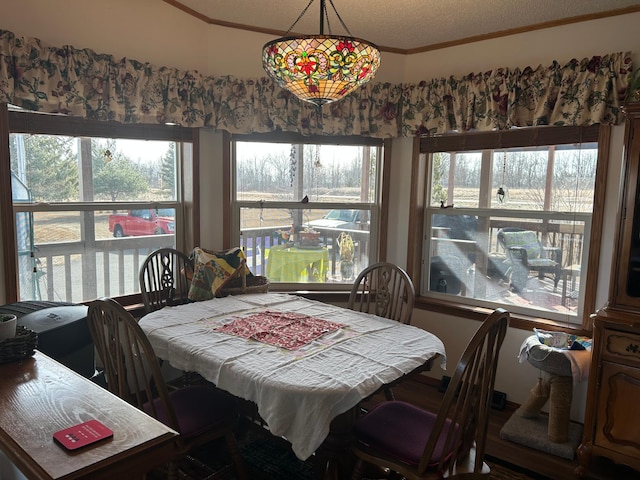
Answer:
139, 248, 193, 313
348, 262, 415, 325
421, 308, 508, 475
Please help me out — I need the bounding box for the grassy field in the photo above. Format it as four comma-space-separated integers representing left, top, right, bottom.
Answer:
29, 204, 334, 243
26, 186, 593, 244
29, 211, 113, 243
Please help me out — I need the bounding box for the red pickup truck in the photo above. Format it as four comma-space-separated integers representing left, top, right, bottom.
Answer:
108, 209, 175, 237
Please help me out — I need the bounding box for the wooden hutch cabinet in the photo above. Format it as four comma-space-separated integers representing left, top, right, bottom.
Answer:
577, 102, 640, 477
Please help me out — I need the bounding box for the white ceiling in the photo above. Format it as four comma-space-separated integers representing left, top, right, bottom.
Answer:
168, 0, 640, 52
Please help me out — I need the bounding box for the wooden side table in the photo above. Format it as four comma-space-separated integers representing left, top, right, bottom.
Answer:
0, 352, 177, 480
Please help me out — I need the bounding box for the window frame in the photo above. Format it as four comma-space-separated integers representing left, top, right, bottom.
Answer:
226, 131, 391, 292
0, 106, 200, 305
406, 125, 610, 331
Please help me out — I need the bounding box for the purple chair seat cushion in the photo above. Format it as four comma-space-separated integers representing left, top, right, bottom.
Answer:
354, 400, 456, 467
145, 385, 237, 438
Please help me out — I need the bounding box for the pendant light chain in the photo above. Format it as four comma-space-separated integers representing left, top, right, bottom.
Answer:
327, 0, 353, 36
284, 0, 353, 37
284, 0, 315, 35
286, 0, 352, 36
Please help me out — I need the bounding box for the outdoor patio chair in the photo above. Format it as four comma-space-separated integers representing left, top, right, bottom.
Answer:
497, 228, 562, 293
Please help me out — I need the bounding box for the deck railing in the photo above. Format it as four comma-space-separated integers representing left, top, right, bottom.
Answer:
25, 235, 172, 303
24, 222, 582, 303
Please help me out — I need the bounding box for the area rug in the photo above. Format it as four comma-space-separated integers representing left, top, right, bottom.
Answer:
165, 427, 545, 480
240, 436, 314, 479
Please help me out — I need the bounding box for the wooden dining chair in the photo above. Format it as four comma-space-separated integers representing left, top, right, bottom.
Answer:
349, 262, 415, 400
139, 247, 194, 313
351, 308, 509, 480
87, 298, 247, 480
348, 262, 415, 325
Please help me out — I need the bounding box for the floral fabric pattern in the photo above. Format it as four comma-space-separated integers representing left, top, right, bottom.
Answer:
187, 247, 249, 301
0, 29, 631, 137
216, 310, 344, 350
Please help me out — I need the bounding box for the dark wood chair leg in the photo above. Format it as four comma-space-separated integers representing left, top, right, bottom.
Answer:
383, 386, 395, 401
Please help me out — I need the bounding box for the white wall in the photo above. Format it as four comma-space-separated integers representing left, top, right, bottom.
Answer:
198, 128, 225, 248
1, 0, 638, 420
402, 12, 640, 81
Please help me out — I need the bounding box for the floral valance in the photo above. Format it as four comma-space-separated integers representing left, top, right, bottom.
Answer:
0, 29, 631, 137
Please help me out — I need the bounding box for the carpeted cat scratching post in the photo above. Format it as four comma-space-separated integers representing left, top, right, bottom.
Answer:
500, 334, 591, 459
547, 374, 572, 443
516, 373, 572, 442
517, 376, 550, 418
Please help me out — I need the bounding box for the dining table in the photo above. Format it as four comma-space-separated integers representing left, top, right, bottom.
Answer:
138, 292, 446, 478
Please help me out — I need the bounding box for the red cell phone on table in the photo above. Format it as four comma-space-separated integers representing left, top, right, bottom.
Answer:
53, 419, 114, 450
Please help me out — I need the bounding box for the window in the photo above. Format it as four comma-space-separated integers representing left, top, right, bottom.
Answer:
413, 125, 608, 327
230, 133, 385, 288
4, 109, 197, 305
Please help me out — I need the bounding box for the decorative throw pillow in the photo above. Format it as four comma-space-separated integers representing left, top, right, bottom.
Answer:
188, 247, 251, 301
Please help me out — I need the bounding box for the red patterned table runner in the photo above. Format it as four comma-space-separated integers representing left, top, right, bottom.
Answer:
216, 310, 344, 350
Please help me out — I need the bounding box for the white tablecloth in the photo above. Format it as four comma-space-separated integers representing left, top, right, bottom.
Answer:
139, 293, 446, 460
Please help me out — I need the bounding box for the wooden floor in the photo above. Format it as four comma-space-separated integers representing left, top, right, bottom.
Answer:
372, 375, 581, 480
382, 376, 640, 479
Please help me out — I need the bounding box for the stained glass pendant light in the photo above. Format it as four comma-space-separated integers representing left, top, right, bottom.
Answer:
262, 0, 381, 106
